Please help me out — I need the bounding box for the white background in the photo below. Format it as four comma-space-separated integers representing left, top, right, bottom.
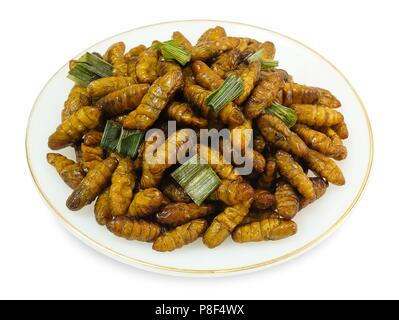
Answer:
1, 0, 398, 300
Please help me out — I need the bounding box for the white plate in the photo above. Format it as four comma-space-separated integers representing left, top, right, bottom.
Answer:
26, 20, 373, 277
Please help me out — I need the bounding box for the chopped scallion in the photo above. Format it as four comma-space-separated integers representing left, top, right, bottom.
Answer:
206, 75, 244, 113
266, 101, 298, 128
154, 40, 191, 66
247, 48, 279, 70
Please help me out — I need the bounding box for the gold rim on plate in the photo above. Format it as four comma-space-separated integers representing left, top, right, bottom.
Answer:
25, 20, 374, 275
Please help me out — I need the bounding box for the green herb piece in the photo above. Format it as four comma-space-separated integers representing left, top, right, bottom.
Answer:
171, 155, 221, 205
265, 101, 298, 128
115, 128, 144, 158
100, 120, 121, 151
67, 52, 113, 86
206, 75, 244, 113
247, 48, 279, 70
154, 40, 191, 66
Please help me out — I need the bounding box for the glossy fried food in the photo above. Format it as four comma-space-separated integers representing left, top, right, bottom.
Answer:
61, 85, 91, 121
94, 188, 111, 225
161, 181, 191, 203
80, 143, 105, 171
276, 150, 315, 199
123, 70, 184, 130
209, 179, 254, 205
83, 130, 103, 146
252, 189, 275, 210
107, 216, 161, 242
167, 102, 208, 128
291, 104, 344, 127
49, 26, 350, 253
96, 84, 150, 116
304, 149, 345, 185
141, 129, 195, 188
203, 201, 251, 248
258, 155, 278, 189
235, 62, 261, 105
87, 77, 137, 98
156, 203, 214, 227
47, 153, 85, 189
245, 73, 285, 119
153, 219, 208, 252
48, 106, 102, 150
232, 218, 297, 243
275, 181, 300, 219
257, 114, 309, 157
211, 48, 242, 78
109, 158, 136, 216
66, 157, 118, 211
293, 124, 346, 160
104, 42, 128, 76
135, 45, 159, 83
128, 188, 169, 218
300, 177, 329, 209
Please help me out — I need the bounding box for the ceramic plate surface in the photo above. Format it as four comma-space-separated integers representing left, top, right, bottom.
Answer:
26, 20, 373, 276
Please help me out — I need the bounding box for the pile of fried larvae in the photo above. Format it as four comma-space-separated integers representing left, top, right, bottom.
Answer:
47, 26, 348, 252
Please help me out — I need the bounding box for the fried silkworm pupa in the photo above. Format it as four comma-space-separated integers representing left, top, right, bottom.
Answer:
209, 179, 254, 205
203, 201, 252, 248
128, 188, 169, 218
167, 102, 208, 128
157, 59, 182, 76
253, 134, 266, 153
66, 157, 118, 211
48, 106, 102, 150
211, 48, 242, 78
232, 218, 297, 243
293, 124, 346, 160
197, 145, 242, 181
259, 41, 276, 60
107, 216, 161, 242
304, 149, 345, 185
156, 203, 215, 227
96, 84, 150, 116
257, 114, 309, 158
61, 85, 91, 122
125, 44, 146, 61
252, 189, 275, 210
47, 153, 85, 189
282, 83, 320, 106
161, 181, 191, 203
135, 44, 159, 83
320, 127, 348, 160
123, 70, 184, 130
300, 177, 329, 210
103, 42, 128, 76
252, 151, 267, 173
197, 26, 227, 44
275, 181, 300, 219
191, 37, 236, 61
141, 129, 195, 188
80, 143, 105, 171
192, 60, 224, 90
94, 188, 111, 225
291, 104, 344, 127
87, 77, 137, 98
153, 219, 208, 252
332, 121, 349, 139
241, 210, 279, 225
109, 158, 136, 216
317, 87, 341, 108
245, 73, 285, 119
172, 31, 194, 53
83, 130, 103, 147
234, 62, 261, 105
183, 84, 245, 127
276, 150, 315, 200
258, 154, 278, 189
